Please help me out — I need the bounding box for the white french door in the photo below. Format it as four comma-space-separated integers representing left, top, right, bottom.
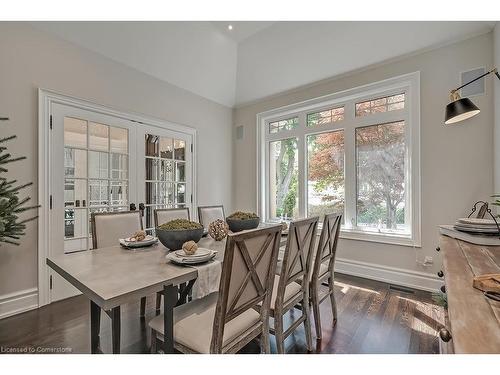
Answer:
136, 125, 193, 233
48, 103, 193, 303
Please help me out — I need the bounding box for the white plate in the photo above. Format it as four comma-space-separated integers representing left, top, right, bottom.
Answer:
166, 251, 216, 265
120, 235, 158, 248
457, 218, 498, 226
174, 248, 211, 258
454, 225, 499, 234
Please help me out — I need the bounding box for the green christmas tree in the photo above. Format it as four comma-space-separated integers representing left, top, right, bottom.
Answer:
0, 132, 38, 245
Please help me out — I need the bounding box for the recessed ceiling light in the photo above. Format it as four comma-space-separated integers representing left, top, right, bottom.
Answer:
228, 24, 233, 31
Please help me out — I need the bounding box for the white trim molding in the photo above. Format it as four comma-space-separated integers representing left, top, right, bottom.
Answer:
0, 288, 38, 320
335, 258, 441, 292
256, 71, 421, 247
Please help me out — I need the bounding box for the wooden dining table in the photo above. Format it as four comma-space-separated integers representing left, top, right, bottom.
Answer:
46, 232, 288, 354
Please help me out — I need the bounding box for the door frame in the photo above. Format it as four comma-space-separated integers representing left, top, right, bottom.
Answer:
38, 88, 198, 307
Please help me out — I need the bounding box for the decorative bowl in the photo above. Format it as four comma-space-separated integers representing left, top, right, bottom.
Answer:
156, 227, 204, 250
226, 217, 260, 232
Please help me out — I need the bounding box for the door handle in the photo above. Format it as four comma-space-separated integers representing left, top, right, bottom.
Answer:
130, 203, 137, 211
139, 203, 145, 217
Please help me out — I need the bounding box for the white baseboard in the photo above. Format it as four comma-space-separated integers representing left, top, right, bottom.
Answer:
335, 258, 442, 292
0, 288, 39, 320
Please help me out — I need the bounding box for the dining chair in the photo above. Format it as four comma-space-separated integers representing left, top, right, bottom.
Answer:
197, 205, 225, 229
148, 224, 283, 354
91, 210, 149, 317
309, 213, 342, 340
154, 207, 190, 227
264, 217, 318, 353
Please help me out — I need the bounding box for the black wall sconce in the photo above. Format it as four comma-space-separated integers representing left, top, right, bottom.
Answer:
444, 68, 500, 125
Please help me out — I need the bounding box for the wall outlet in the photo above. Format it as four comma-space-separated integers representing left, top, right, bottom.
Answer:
423, 256, 433, 265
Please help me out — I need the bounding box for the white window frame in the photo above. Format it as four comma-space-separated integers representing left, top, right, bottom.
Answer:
256, 72, 421, 247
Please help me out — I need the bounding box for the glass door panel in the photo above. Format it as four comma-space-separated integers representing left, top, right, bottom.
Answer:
138, 128, 192, 232
61, 116, 132, 253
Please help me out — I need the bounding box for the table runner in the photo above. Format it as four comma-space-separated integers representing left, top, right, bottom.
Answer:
187, 237, 226, 299
165, 233, 288, 299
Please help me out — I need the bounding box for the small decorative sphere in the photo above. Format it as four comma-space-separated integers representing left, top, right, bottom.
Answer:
281, 222, 288, 231
182, 240, 198, 255
133, 230, 146, 241
208, 219, 229, 241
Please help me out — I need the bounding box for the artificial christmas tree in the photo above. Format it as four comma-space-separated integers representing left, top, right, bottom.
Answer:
0, 126, 38, 245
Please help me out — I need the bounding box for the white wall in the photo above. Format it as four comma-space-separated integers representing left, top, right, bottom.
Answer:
0, 23, 233, 309
233, 33, 494, 291
494, 23, 500, 192
235, 22, 494, 105
32, 22, 238, 107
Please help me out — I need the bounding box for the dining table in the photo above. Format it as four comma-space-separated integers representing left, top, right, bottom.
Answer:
46, 229, 288, 354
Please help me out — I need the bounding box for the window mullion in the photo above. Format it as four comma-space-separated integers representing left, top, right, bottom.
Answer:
344, 102, 356, 229
297, 113, 307, 219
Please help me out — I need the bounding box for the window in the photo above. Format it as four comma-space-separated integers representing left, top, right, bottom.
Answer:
269, 117, 298, 134
259, 73, 420, 246
269, 138, 298, 220
307, 106, 344, 126
356, 121, 407, 235
307, 130, 344, 222
355, 93, 405, 117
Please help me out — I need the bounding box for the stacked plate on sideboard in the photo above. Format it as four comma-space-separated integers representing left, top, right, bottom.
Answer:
453, 218, 500, 235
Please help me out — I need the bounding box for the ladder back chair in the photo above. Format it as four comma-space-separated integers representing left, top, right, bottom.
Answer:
91, 211, 150, 317
154, 207, 190, 227
267, 216, 318, 353
149, 224, 283, 354
309, 213, 342, 340
198, 205, 225, 230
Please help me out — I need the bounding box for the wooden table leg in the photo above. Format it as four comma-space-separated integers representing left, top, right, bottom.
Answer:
90, 300, 101, 354
111, 306, 121, 354
140, 296, 146, 318
163, 284, 177, 354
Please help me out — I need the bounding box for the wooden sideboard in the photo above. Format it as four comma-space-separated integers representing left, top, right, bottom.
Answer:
438, 234, 500, 353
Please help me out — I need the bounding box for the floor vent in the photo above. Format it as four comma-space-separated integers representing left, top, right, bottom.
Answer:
389, 284, 415, 294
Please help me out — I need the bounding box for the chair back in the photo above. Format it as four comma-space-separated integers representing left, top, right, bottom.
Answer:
154, 207, 190, 227
210, 225, 282, 352
198, 205, 225, 229
278, 217, 319, 297
91, 211, 143, 249
311, 213, 342, 281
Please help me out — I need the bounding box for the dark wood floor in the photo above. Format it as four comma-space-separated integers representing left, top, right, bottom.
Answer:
0, 273, 445, 354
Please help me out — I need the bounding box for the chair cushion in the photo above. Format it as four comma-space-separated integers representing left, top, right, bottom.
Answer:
270, 275, 302, 310
149, 292, 261, 353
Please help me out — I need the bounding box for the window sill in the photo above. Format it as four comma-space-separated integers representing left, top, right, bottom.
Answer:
337, 228, 420, 248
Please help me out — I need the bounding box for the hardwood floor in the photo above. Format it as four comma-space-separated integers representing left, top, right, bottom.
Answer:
0, 273, 445, 354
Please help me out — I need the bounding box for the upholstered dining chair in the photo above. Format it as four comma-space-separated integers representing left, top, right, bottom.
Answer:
154, 207, 190, 227
91, 210, 143, 249
91, 210, 149, 317
148, 224, 283, 354
263, 216, 318, 353
309, 213, 342, 340
197, 205, 225, 230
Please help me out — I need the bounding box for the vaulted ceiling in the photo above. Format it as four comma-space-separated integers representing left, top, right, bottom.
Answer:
33, 21, 495, 107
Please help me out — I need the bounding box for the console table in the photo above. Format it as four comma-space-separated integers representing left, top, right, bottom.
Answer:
437, 234, 500, 353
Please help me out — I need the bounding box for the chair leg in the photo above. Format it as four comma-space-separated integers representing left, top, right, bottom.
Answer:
150, 330, 157, 354
328, 277, 338, 326
260, 320, 270, 354
155, 292, 162, 315
140, 297, 146, 317
274, 314, 285, 354
302, 292, 313, 352
310, 286, 322, 340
